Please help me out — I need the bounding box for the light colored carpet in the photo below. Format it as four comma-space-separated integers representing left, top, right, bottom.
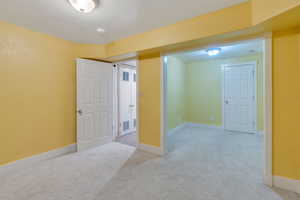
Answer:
96, 126, 300, 200
1, 126, 300, 200
0, 143, 136, 200
116, 132, 137, 147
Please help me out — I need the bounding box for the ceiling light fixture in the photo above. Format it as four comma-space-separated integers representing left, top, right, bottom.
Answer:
68, 0, 99, 13
96, 27, 105, 33
206, 48, 221, 56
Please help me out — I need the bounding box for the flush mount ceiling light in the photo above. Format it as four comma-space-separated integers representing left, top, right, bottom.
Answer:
68, 0, 99, 13
206, 48, 221, 56
96, 27, 105, 33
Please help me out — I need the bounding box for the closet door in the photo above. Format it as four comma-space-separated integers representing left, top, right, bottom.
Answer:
130, 70, 137, 132
119, 68, 136, 136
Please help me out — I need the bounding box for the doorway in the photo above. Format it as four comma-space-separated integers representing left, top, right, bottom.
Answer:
76, 58, 138, 152
161, 37, 273, 186
116, 61, 138, 147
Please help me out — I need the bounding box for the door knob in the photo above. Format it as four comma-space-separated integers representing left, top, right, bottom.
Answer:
225, 100, 229, 104
129, 105, 135, 108
77, 109, 83, 115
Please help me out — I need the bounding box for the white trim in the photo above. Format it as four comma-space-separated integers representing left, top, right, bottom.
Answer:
136, 59, 140, 147
273, 176, 300, 194
167, 123, 187, 136
264, 34, 273, 186
112, 64, 118, 140
0, 144, 76, 175
221, 61, 258, 134
160, 54, 168, 155
137, 143, 164, 156
186, 122, 223, 130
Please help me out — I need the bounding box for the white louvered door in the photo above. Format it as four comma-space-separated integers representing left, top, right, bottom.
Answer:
77, 59, 113, 151
119, 67, 137, 136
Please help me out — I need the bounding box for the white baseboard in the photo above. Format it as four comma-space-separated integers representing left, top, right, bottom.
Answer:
186, 122, 223, 130
0, 144, 77, 175
273, 176, 300, 194
137, 143, 164, 156
167, 123, 187, 136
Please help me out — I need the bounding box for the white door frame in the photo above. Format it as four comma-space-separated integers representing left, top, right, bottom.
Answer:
221, 61, 258, 133
113, 60, 139, 146
161, 34, 273, 186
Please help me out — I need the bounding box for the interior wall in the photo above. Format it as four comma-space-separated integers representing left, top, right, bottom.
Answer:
272, 28, 300, 180
252, 0, 300, 24
167, 56, 187, 131
138, 54, 161, 147
186, 53, 264, 131
0, 21, 80, 165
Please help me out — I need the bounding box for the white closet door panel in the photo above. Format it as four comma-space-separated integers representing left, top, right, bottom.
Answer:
224, 63, 256, 133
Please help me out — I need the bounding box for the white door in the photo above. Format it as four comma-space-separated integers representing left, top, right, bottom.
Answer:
119, 67, 136, 136
223, 63, 256, 133
77, 59, 113, 151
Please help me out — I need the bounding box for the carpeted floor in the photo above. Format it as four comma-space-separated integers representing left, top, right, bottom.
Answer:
1, 126, 299, 200
116, 132, 137, 147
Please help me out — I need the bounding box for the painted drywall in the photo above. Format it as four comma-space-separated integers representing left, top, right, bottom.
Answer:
138, 54, 161, 147
252, 0, 300, 24
186, 53, 264, 131
0, 0, 299, 183
0, 21, 78, 165
0, 21, 107, 165
106, 2, 252, 57
167, 56, 187, 131
272, 28, 300, 180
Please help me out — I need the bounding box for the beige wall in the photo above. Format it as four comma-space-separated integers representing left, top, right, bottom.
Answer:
166, 53, 264, 131
167, 56, 187, 131
186, 53, 264, 131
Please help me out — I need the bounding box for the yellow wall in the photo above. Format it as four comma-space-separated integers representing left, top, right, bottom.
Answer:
167, 56, 187, 131
138, 54, 161, 147
106, 2, 252, 57
186, 54, 264, 130
1, 0, 300, 182
252, 0, 300, 24
272, 28, 300, 180
0, 21, 80, 165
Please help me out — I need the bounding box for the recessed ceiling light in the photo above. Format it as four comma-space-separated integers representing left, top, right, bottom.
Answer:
68, 0, 99, 13
206, 48, 221, 56
96, 27, 105, 33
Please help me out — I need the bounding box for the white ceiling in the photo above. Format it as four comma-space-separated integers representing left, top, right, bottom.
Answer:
173, 40, 264, 63
0, 0, 247, 44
